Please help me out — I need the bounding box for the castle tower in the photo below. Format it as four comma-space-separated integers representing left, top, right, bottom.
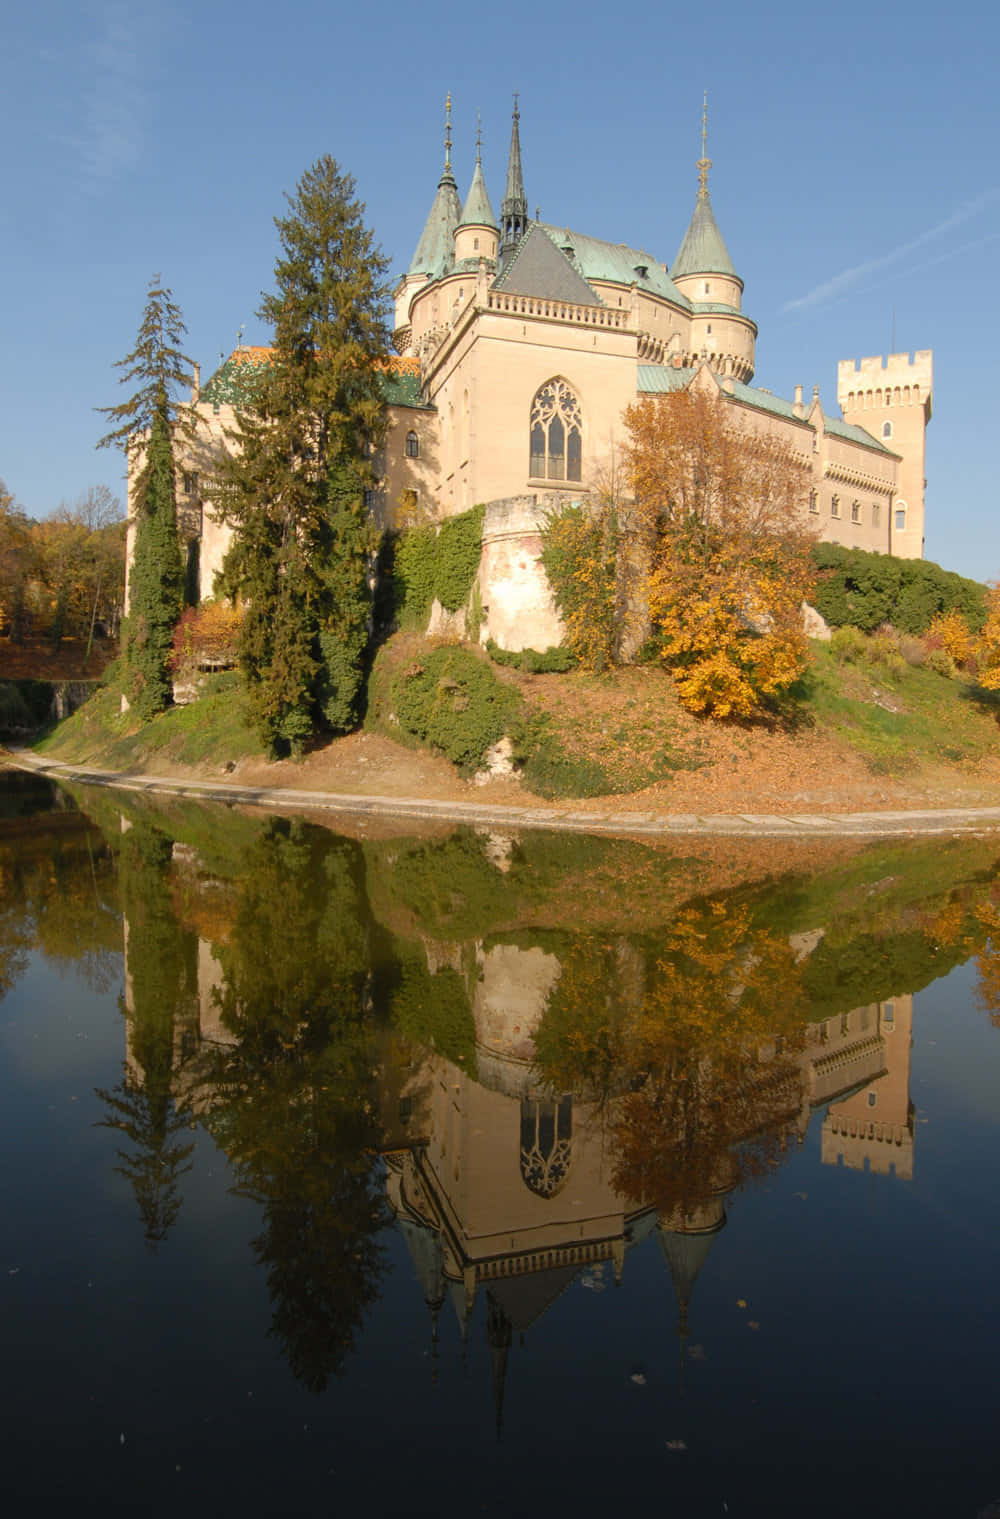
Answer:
454, 117, 499, 265
837, 352, 932, 559
394, 95, 463, 345
499, 94, 528, 266
671, 98, 756, 382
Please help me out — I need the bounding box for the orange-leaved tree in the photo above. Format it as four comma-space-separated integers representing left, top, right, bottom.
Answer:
624, 388, 816, 717
976, 582, 1000, 690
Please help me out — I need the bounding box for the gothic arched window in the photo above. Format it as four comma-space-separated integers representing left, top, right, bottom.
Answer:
529, 378, 583, 482
405, 430, 419, 458
520, 1096, 573, 1198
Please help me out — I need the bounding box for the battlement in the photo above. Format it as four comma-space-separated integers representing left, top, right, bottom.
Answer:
837, 350, 932, 419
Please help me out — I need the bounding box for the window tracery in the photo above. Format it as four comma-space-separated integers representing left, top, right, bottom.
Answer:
520, 1096, 573, 1198
529, 378, 583, 482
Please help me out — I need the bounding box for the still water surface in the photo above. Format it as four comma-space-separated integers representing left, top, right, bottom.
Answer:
2, 771, 1000, 1517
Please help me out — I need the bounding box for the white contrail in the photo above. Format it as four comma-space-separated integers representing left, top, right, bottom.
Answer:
782, 190, 1000, 312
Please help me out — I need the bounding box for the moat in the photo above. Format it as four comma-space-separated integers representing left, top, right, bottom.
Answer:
2, 769, 999, 1518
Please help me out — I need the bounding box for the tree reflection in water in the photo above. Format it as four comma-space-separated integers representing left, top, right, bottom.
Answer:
96, 821, 197, 1249
193, 819, 388, 1393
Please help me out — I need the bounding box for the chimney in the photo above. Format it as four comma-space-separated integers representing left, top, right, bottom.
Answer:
191, 362, 201, 404
793, 383, 804, 419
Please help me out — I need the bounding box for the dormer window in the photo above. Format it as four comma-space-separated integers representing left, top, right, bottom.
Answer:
635, 264, 648, 279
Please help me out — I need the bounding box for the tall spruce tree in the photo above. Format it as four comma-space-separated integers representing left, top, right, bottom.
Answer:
98, 279, 192, 718
215, 156, 391, 756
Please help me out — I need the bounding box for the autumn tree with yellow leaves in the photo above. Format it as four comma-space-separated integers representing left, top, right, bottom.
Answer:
623, 388, 817, 716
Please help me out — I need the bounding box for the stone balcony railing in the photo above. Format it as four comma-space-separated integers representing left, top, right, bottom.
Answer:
485, 292, 629, 328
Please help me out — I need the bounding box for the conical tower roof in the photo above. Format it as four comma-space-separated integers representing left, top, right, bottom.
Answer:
672, 96, 738, 280
459, 127, 497, 230
409, 95, 463, 280
673, 192, 737, 278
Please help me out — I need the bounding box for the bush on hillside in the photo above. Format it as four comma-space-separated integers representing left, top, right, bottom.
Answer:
390, 645, 521, 773
485, 639, 576, 674
811, 543, 986, 635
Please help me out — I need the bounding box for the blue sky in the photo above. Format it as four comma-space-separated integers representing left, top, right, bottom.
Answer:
2, 0, 996, 580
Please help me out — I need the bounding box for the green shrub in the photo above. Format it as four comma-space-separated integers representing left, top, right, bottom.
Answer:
867, 632, 906, 681
811, 543, 987, 635
485, 639, 576, 674
925, 647, 957, 679
511, 712, 613, 799
830, 625, 868, 664
391, 645, 521, 772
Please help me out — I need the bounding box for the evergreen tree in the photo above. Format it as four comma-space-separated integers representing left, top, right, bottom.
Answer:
215, 157, 390, 756
98, 279, 193, 718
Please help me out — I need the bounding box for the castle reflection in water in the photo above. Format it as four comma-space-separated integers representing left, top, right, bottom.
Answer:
122, 863, 914, 1422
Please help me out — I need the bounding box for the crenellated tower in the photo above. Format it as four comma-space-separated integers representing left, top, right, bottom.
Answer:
837, 351, 932, 558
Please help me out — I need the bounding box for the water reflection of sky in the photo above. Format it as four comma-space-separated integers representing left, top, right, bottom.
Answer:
1, 781, 999, 1517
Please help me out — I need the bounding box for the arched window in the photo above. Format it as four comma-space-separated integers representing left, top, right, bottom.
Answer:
882, 420, 893, 439
529, 378, 583, 482
405, 430, 419, 458
520, 1096, 573, 1198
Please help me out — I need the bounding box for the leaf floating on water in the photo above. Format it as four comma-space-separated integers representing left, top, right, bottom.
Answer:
665, 1440, 687, 1451
630, 1372, 647, 1386
8, 1268, 19, 1276
119, 1433, 125, 1446
736, 1298, 747, 1308
748, 1321, 760, 1331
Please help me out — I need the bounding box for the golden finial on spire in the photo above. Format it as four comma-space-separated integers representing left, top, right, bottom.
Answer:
445, 92, 453, 171
696, 90, 712, 197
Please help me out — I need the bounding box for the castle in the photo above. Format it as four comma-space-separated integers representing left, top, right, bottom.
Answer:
171, 97, 932, 651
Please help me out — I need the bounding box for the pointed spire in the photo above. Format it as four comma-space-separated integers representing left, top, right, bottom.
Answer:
444, 91, 454, 182
696, 89, 711, 199
487, 1293, 512, 1441
458, 111, 498, 230
500, 92, 528, 262
672, 94, 737, 281
408, 93, 463, 278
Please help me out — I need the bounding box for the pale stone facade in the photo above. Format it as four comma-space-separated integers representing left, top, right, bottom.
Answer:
142, 98, 932, 644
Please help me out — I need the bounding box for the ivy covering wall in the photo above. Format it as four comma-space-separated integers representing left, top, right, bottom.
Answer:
390, 504, 484, 625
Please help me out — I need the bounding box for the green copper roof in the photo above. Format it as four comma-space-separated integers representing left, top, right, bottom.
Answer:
636, 365, 894, 453
409, 167, 462, 280
672, 192, 738, 279
537, 224, 691, 308
459, 154, 497, 230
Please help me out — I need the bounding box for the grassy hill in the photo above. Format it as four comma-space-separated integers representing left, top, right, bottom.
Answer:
20, 630, 1000, 812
